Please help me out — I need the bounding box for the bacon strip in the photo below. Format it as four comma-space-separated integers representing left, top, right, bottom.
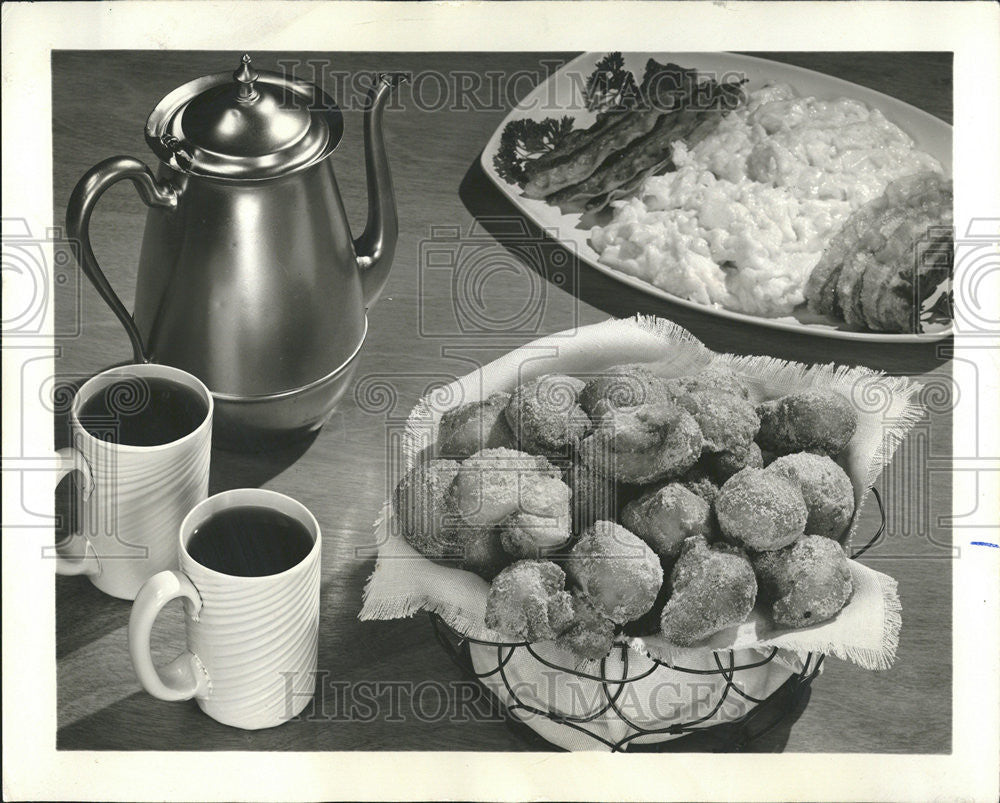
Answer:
521, 62, 715, 200
545, 80, 746, 214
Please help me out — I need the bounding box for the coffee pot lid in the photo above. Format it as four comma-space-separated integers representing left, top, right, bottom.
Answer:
145, 54, 344, 180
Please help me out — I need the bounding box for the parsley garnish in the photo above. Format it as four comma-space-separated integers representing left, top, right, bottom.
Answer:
492, 116, 577, 187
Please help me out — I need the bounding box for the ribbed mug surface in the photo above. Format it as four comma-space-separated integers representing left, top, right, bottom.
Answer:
67, 364, 212, 600
179, 489, 321, 729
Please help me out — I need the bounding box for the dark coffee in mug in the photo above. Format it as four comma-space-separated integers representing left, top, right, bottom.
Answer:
187, 506, 314, 577
78, 375, 208, 447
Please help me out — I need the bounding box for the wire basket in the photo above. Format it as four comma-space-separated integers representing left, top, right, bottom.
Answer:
429, 488, 885, 752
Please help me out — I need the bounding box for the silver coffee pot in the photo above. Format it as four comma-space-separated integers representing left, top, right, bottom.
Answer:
67, 55, 404, 449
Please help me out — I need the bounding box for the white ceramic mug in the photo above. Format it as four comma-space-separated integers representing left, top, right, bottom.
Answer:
128, 489, 321, 730
54, 363, 212, 600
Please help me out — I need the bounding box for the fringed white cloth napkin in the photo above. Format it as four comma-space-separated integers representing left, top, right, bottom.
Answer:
360, 316, 920, 748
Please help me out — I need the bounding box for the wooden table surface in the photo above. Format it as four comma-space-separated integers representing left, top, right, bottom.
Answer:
52, 51, 953, 753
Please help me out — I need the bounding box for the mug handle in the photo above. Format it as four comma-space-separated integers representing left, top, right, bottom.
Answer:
66, 156, 178, 364
54, 447, 101, 577
129, 570, 211, 701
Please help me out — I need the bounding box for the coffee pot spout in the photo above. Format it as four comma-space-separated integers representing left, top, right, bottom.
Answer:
354, 73, 407, 307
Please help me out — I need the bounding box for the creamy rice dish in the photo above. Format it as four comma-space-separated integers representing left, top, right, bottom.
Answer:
590, 84, 944, 317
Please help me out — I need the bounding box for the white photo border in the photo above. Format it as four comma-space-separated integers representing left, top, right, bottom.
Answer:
2, 2, 998, 801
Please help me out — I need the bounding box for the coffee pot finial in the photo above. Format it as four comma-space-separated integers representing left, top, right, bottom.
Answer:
233, 53, 259, 103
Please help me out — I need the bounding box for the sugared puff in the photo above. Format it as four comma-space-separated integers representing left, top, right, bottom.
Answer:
766, 452, 855, 540
579, 401, 703, 485
437, 392, 518, 458
662, 365, 753, 402
752, 535, 853, 628
671, 388, 760, 456
660, 536, 757, 646
565, 520, 663, 624
451, 448, 561, 527
578, 364, 673, 419
484, 560, 575, 641
756, 390, 858, 457
393, 460, 462, 557
556, 589, 617, 662
705, 440, 764, 483
505, 374, 591, 456
715, 467, 807, 551
621, 483, 713, 558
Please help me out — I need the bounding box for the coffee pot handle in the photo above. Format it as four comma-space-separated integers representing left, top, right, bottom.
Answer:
129, 569, 210, 701
66, 156, 178, 364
